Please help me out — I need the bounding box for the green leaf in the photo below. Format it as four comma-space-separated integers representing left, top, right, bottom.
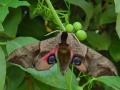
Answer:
0, 32, 13, 41
99, 5, 116, 24
0, 0, 30, 22
3, 8, 22, 37
17, 16, 47, 40
116, 13, 120, 38
109, 38, 120, 62
6, 37, 39, 55
0, 23, 4, 31
96, 76, 120, 90
8, 0, 30, 8
16, 75, 65, 90
11, 64, 78, 90
6, 66, 25, 90
87, 31, 111, 50
0, 0, 30, 7
66, 0, 93, 19
114, 0, 120, 13
66, 0, 93, 29
0, 47, 6, 90
32, 78, 65, 90
0, 6, 9, 22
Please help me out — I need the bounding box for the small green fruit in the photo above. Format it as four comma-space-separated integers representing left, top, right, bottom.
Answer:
73, 22, 82, 31
65, 24, 73, 32
76, 30, 87, 41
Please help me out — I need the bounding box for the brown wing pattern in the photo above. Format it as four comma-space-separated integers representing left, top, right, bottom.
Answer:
8, 43, 40, 68
67, 33, 117, 76
8, 32, 118, 76
8, 35, 59, 70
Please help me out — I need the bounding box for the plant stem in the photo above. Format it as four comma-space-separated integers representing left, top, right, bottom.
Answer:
82, 77, 96, 88
45, 0, 65, 31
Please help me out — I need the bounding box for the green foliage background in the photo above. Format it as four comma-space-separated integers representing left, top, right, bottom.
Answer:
0, 0, 120, 90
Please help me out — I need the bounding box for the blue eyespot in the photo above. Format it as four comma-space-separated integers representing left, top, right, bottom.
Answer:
48, 54, 57, 64
72, 56, 81, 65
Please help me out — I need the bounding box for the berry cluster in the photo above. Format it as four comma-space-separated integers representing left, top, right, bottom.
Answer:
65, 22, 87, 41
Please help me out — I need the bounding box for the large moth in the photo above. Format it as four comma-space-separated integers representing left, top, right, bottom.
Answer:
8, 32, 117, 76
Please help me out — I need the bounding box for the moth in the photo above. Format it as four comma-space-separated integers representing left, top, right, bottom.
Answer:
8, 32, 117, 76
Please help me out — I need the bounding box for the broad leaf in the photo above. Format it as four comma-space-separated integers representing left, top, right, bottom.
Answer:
97, 76, 120, 90
0, 47, 6, 90
0, 6, 9, 22
17, 16, 47, 40
66, 0, 93, 29
116, 13, 120, 38
114, 0, 120, 13
87, 31, 111, 50
8, 0, 30, 8
0, 23, 4, 31
6, 37, 39, 55
6, 66, 25, 90
11, 64, 78, 90
0, 0, 30, 22
114, 0, 120, 38
99, 5, 116, 25
3, 8, 22, 37
109, 38, 120, 62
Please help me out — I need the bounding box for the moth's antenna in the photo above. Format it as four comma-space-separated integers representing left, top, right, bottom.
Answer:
61, 32, 68, 43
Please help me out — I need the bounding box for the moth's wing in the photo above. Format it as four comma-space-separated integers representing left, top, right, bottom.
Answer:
8, 44, 38, 68
67, 33, 88, 72
67, 33, 117, 76
34, 34, 60, 70
8, 33, 61, 70
86, 48, 118, 76
67, 33, 88, 57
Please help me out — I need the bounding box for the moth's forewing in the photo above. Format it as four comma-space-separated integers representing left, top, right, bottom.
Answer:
8, 43, 40, 68
34, 36, 59, 70
8, 33, 60, 70
34, 48, 58, 70
67, 33, 88, 57
68, 33, 117, 76
67, 33, 88, 72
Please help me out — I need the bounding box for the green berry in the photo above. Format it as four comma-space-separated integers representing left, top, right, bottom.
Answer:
73, 22, 82, 31
76, 30, 87, 41
65, 24, 73, 32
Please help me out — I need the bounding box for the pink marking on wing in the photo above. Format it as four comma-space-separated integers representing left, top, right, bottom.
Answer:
41, 48, 58, 61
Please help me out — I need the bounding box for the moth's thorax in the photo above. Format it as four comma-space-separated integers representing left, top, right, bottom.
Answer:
57, 42, 71, 74
58, 43, 70, 53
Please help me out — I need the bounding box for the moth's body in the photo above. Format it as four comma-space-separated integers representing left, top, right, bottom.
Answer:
58, 41, 71, 74
8, 32, 117, 76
